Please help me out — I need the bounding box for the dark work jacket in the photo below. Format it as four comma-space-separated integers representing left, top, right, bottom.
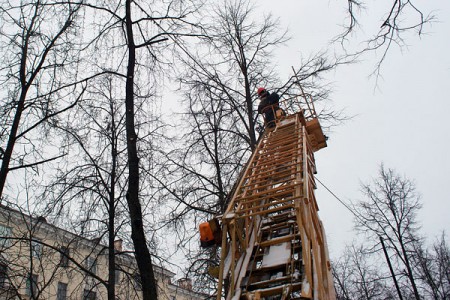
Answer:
258, 92, 280, 126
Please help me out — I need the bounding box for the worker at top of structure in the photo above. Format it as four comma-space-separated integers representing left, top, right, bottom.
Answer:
257, 87, 281, 128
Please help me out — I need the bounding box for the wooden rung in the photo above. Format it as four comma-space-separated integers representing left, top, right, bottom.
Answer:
244, 203, 295, 218
261, 221, 297, 233
236, 191, 295, 206
263, 131, 298, 142
242, 164, 300, 182
236, 183, 296, 199
243, 159, 303, 178
262, 138, 298, 149
255, 145, 301, 159
245, 274, 296, 290
236, 194, 301, 209
252, 157, 299, 169
262, 214, 296, 227
243, 282, 302, 298
239, 174, 301, 193
257, 233, 300, 247
236, 196, 301, 214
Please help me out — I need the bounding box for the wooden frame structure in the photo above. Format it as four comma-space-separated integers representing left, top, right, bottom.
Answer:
216, 101, 335, 300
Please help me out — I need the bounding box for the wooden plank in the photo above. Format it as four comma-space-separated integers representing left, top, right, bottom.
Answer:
254, 145, 300, 161
243, 161, 301, 179
244, 203, 295, 218
236, 184, 296, 201
249, 156, 300, 172
244, 282, 302, 298
260, 135, 298, 147
237, 166, 303, 190
246, 274, 299, 290
264, 141, 300, 154
238, 175, 300, 195
257, 233, 300, 248
237, 196, 301, 214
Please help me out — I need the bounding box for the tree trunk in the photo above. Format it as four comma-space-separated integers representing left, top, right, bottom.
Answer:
0, 2, 78, 199
241, 60, 257, 150
243, 77, 257, 150
108, 110, 117, 300
124, 1, 157, 299
399, 235, 421, 299
0, 90, 27, 198
0, 14, 32, 198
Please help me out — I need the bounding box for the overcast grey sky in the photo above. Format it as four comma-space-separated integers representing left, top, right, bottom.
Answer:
255, 0, 450, 256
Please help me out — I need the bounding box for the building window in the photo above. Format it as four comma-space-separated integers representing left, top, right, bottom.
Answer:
57, 282, 68, 300
31, 240, 42, 258
83, 289, 96, 300
26, 273, 38, 297
0, 225, 12, 248
59, 247, 69, 267
0, 263, 7, 288
85, 257, 97, 275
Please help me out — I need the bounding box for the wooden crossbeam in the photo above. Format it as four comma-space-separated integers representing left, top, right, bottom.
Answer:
218, 112, 335, 300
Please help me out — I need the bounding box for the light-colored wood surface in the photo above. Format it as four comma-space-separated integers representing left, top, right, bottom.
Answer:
217, 111, 335, 300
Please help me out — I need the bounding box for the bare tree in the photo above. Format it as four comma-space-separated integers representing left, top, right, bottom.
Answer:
338, 1, 435, 77
333, 243, 396, 299
40, 52, 171, 299
41, 74, 130, 299
412, 232, 450, 299
60, 1, 202, 298
333, 165, 449, 300
352, 165, 423, 299
177, 0, 289, 149
0, 0, 85, 200
122, 2, 158, 298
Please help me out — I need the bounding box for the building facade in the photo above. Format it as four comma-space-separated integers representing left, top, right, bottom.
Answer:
0, 205, 205, 300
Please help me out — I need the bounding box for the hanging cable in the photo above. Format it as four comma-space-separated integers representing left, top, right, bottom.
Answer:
314, 175, 360, 221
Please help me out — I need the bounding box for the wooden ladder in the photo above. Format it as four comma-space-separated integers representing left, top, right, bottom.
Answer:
217, 111, 335, 300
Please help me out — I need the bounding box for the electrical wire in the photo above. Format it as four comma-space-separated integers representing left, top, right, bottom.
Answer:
314, 175, 359, 220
